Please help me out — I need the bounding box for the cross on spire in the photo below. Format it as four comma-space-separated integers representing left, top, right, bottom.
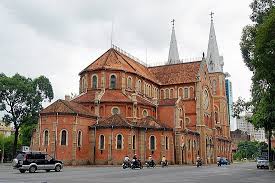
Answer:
171, 19, 175, 28
209, 11, 214, 21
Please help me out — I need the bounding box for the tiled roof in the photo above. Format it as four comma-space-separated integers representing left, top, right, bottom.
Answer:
158, 99, 178, 106
148, 61, 201, 85
136, 95, 155, 106
101, 90, 132, 103
71, 90, 97, 103
92, 115, 171, 130
41, 99, 95, 117
80, 48, 158, 82
137, 116, 172, 130
92, 114, 133, 128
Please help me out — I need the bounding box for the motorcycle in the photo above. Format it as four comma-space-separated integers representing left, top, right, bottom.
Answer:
196, 160, 202, 167
145, 160, 156, 168
161, 160, 168, 168
122, 161, 131, 169
131, 159, 143, 169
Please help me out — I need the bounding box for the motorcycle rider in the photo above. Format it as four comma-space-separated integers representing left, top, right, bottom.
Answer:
196, 156, 202, 166
124, 155, 130, 167
217, 156, 221, 166
161, 155, 168, 166
132, 154, 139, 167
147, 155, 155, 166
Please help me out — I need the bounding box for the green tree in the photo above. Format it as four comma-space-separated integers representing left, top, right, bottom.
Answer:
0, 73, 53, 157
233, 141, 269, 160
239, 0, 275, 169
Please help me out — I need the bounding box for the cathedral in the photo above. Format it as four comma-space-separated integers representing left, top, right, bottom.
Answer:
31, 18, 231, 165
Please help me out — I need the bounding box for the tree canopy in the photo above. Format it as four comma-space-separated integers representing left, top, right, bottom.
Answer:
239, 0, 275, 130
238, 0, 275, 168
0, 73, 53, 156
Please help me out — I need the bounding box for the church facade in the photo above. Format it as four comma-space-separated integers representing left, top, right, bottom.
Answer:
31, 19, 231, 165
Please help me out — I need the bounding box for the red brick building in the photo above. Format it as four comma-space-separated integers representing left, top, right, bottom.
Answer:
31, 20, 231, 165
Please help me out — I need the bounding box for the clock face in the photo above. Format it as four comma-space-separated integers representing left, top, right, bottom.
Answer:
203, 89, 209, 110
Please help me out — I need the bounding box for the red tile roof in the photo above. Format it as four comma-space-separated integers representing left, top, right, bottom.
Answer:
41, 99, 95, 117
92, 115, 171, 130
136, 95, 155, 106
71, 90, 97, 103
100, 90, 132, 103
148, 61, 201, 85
136, 116, 172, 130
80, 48, 158, 82
94, 114, 133, 128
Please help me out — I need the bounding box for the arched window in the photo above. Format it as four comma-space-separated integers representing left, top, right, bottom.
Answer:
184, 87, 189, 99
61, 130, 68, 146
142, 109, 148, 117
138, 80, 142, 92
148, 85, 151, 97
165, 136, 169, 150
44, 130, 49, 146
92, 75, 98, 89
99, 135, 105, 149
193, 140, 196, 149
112, 107, 120, 115
116, 134, 123, 149
170, 88, 174, 99
77, 130, 82, 147
156, 88, 159, 99
160, 90, 165, 99
150, 136, 156, 150
178, 87, 183, 98
132, 135, 136, 150
127, 76, 132, 89
110, 75, 116, 89
165, 89, 169, 99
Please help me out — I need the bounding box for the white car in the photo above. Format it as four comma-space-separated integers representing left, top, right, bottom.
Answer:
256, 159, 268, 169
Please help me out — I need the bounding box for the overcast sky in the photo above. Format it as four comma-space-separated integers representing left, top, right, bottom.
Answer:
0, 0, 253, 115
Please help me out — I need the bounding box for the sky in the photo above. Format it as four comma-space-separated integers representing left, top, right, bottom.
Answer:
0, 0, 254, 125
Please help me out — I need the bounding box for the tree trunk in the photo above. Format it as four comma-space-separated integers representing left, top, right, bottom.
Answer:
268, 129, 274, 170
13, 127, 19, 158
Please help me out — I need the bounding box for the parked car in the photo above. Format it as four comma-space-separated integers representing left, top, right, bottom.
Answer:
257, 159, 269, 169
12, 151, 63, 173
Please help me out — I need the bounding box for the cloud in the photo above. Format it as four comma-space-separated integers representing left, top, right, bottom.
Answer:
0, 0, 253, 108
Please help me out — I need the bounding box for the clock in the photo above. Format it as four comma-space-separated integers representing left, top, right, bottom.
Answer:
203, 89, 209, 110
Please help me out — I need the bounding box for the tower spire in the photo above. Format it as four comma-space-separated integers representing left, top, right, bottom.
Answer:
206, 12, 224, 73
167, 19, 180, 65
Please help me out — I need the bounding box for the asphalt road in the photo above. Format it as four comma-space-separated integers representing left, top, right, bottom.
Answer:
0, 162, 274, 183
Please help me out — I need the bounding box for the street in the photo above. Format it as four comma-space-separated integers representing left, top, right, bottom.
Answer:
0, 162, 274, 183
